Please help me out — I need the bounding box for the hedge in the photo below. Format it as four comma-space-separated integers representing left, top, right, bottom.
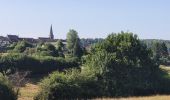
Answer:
0, 53, 79, 74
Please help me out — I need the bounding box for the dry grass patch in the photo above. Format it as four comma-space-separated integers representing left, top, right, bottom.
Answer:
18, 83, 39, 100
96, 95, 170, 100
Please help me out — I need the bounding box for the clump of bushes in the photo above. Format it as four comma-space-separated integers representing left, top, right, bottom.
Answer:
0, 74, 18, 100
8, 41, 33, 53
34, 69, 103, 100
34, 32, 170, 100
0, 53, 79, 75
36, 43, 59, 57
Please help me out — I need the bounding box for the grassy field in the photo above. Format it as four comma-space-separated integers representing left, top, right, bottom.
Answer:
17, 65, 170, 100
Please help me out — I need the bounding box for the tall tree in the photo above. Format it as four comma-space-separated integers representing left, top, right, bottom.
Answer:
73, 38, 83, 57
66, 29, 78, 51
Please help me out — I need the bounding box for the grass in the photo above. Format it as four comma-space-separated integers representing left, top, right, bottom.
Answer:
18, 83, 39, 100
96, 95, 170, 100
17, 65, 170, 100
17, 75, 43, 100
160, 65, 170, 72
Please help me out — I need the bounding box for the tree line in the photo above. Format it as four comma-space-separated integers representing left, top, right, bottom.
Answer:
0, 30, 170, 100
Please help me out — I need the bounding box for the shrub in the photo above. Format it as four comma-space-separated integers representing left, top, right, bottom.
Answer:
0, 53, 79, 75
34, 69, 103, 100
13, 41, 33, 53
0, 74, 18, 100
35, 43, 59, 57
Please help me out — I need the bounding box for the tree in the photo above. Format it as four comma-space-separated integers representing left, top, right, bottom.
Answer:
151, 42, 169, 64
73, 38, 83, 57
86, 32, 159, 96
66, 29, 83, 57
161, 42, 169, 57
66, 29, 79, 52
56, 40, 64, 57
56, 40, 64, 52
152, 42, 161, 61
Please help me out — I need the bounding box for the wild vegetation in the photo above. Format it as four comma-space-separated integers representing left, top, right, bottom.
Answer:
0, 74, 18, 100
0, 30, 170, 100
34, 32, 170, 99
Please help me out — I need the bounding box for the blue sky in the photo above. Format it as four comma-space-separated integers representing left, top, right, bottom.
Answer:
0, 0, 170, 39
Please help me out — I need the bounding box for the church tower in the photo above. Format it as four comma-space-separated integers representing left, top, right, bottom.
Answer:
49, 25, 54, 39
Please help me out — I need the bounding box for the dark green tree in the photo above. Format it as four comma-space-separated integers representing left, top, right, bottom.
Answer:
151, 42, 169, 64
56, 40, 64, 52
56, 40, 64, 57
87, 32, 159, 96
161, 42, 169, 57
73, 38, 83, 57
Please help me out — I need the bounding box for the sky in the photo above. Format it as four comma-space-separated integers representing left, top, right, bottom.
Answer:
0, 0, 170, 39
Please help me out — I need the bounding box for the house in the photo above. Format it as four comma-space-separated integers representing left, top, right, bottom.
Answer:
7, 35, 19, 42
19, 38, 37, 43
0, 36, 10, 47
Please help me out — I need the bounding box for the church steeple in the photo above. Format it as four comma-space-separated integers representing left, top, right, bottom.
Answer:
49, 25, 54, 39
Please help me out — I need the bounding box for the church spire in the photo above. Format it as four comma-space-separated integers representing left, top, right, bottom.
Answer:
49, 24, 54, 39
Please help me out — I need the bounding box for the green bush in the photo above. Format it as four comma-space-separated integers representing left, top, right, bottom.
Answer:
0, 53, 79, 75
34, 69, 103, 100
0, 74, 18, 100
13, 41, 33, 53
36, 43, 59, 57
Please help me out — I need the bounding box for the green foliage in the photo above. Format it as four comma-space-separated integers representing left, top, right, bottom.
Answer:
0, 54, 79, 75
7, 42, 17, 50
151, 42, 169, 64
12, 41, 33, 53
161, 42, 169, 57
73, 38, 83, 57
55, 40, 64, 57
0, 74, 18, 100
143, 39, 170, 53
0, 54, 20, 75
34, 69, 102, 100
36, 43, 59, 57
35, 32, 170, 99
66, 29, 79, 51
56, 40, 64, 52
66, 29, 84, 57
